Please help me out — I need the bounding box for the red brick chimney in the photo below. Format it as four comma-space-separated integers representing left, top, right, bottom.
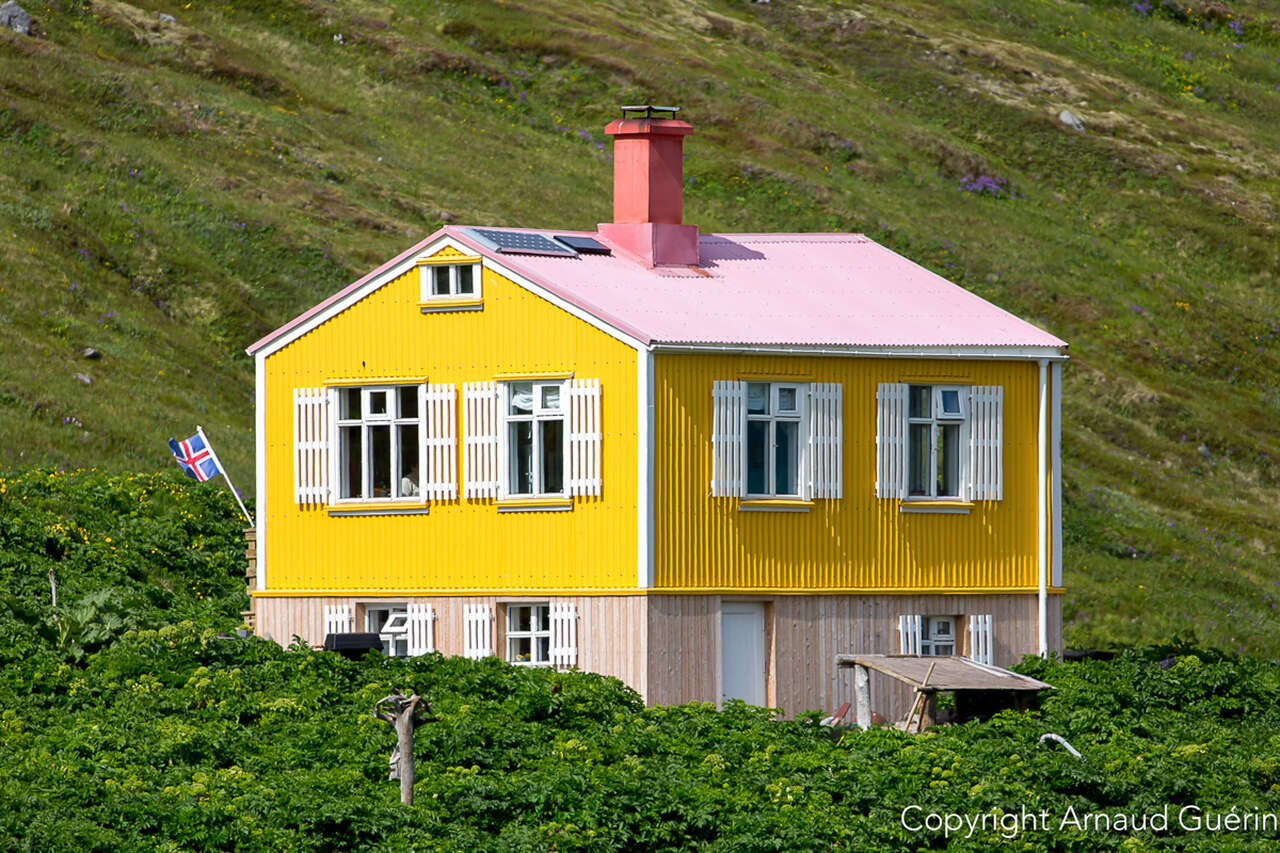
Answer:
598, 106, 699, 267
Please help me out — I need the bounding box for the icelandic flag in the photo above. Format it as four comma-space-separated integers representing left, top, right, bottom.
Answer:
169, 433, 222, 483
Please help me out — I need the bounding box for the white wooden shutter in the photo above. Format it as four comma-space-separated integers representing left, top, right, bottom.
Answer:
323, 604, 352, 637
424, 383, 457, 500
293, 387, 331, 505
567, 378, 602, 497
967, 614, 993, 665
967, 385, 1003, 501
407, 603, 435, 656
550, 602, 578, 669
710, 380, 746, 497
807, 382, 843, 499
463, 604, 492, 659
897, 614, 921, 655
463, 382, 500, 498
876, 383, 909, 499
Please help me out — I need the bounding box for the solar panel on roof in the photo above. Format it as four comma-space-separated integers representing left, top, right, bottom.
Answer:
468, 228, 577, 256
554, 235, 611, 255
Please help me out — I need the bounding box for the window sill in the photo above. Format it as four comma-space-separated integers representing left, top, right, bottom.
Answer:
739, 499, 814, 513
899, 501, 973, 515
328, 503, 430, 517
420, 298, 483, 313
497, 498, 573, 513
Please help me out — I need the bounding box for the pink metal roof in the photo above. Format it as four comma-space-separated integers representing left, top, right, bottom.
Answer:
453, 228, 1066, 350
248, 226, 1066, 355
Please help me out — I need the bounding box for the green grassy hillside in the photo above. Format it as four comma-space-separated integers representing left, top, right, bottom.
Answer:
2, 0, 1278, 652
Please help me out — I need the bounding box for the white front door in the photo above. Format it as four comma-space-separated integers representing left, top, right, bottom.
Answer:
721, 602, 766, 706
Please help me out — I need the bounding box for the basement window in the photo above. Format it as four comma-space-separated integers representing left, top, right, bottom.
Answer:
367, 605, 409, 657
920, 616, 956, 656
505, 604, 551, 666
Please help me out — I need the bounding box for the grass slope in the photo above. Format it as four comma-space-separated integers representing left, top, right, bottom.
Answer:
1, 0, 1278, 652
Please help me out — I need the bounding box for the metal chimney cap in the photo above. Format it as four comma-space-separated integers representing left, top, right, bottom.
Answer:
620, 105, 680, 119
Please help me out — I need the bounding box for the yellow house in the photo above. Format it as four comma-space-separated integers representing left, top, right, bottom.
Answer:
245, 106, 1067, 717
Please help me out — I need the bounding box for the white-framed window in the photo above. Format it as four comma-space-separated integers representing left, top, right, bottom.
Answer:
420, 262, 481, 301
504, 380, 566, 497
307, 382, 455, 504
898, 614, 956, 656
710, 381, 842, 499
368, 605, 409, 657
462, 379, 601, 500
366, 603, 435, 657
337, 385, 422, 501
920, 616, 956, 656
506, 603, 551, 666
745, 382, 805, 497
876, 383, 1002, 501
908, 385, 966, 498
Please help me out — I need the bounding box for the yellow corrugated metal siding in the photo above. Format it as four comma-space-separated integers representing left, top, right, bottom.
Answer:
262, 248, 638, 593
653, 353, 1051, 591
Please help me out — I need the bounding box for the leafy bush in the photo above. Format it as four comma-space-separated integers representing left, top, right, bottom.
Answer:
4, 473, 1280, 850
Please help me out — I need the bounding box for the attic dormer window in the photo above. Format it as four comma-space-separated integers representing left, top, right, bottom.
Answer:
419, 260, 482, 310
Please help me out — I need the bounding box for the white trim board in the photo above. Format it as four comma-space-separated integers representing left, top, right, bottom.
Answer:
255, 352, 266, 591
637, 347, 654, 589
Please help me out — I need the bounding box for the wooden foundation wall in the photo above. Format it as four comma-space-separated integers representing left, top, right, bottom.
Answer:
254, 594, 648, 698
255, 591, 1061, 721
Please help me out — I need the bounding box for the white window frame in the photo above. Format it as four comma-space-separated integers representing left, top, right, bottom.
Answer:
420, 262, 481, 301
502, 380, 567, 498
906, 384, 968, 499
334, 384, 425, 503
367, 604, 410, 658
505, 603, 552, 667
744, 381, 807, 499
920, 616, 956, 656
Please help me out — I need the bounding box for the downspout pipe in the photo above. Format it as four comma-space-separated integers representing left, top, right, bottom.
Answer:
1037, 358, 1049, 657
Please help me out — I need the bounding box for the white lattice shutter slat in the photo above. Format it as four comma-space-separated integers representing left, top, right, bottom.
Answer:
407, 603, 435, 656
463, 604, 492, 659
967, 614, 993, 665
550, 602, 578, 669
897, 614, 921, 655
323, 605, 352, 637
876, 383, 908, 499
293, 387, 330, 505
463, 382, 500, 498
568, 379, 602, 497
968, 385, 1003, 501
425, 384, 457, 500
807, 383, 843, 499
711, 380, 746, 497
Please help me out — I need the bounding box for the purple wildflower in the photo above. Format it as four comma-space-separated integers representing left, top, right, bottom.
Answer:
1131, 1, 1152, 15
1229, 19, 1243, 35
958, 174, 1010, 197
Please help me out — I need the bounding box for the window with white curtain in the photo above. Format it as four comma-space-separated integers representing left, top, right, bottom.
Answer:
504, 380, 565, 496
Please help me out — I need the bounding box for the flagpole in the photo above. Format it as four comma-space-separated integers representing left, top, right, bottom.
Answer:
197, 425, 254, 527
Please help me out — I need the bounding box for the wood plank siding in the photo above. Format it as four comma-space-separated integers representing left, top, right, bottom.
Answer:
646, 592, 1061, 719
259, 592, 1059, 722
255, 595, 649, 697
